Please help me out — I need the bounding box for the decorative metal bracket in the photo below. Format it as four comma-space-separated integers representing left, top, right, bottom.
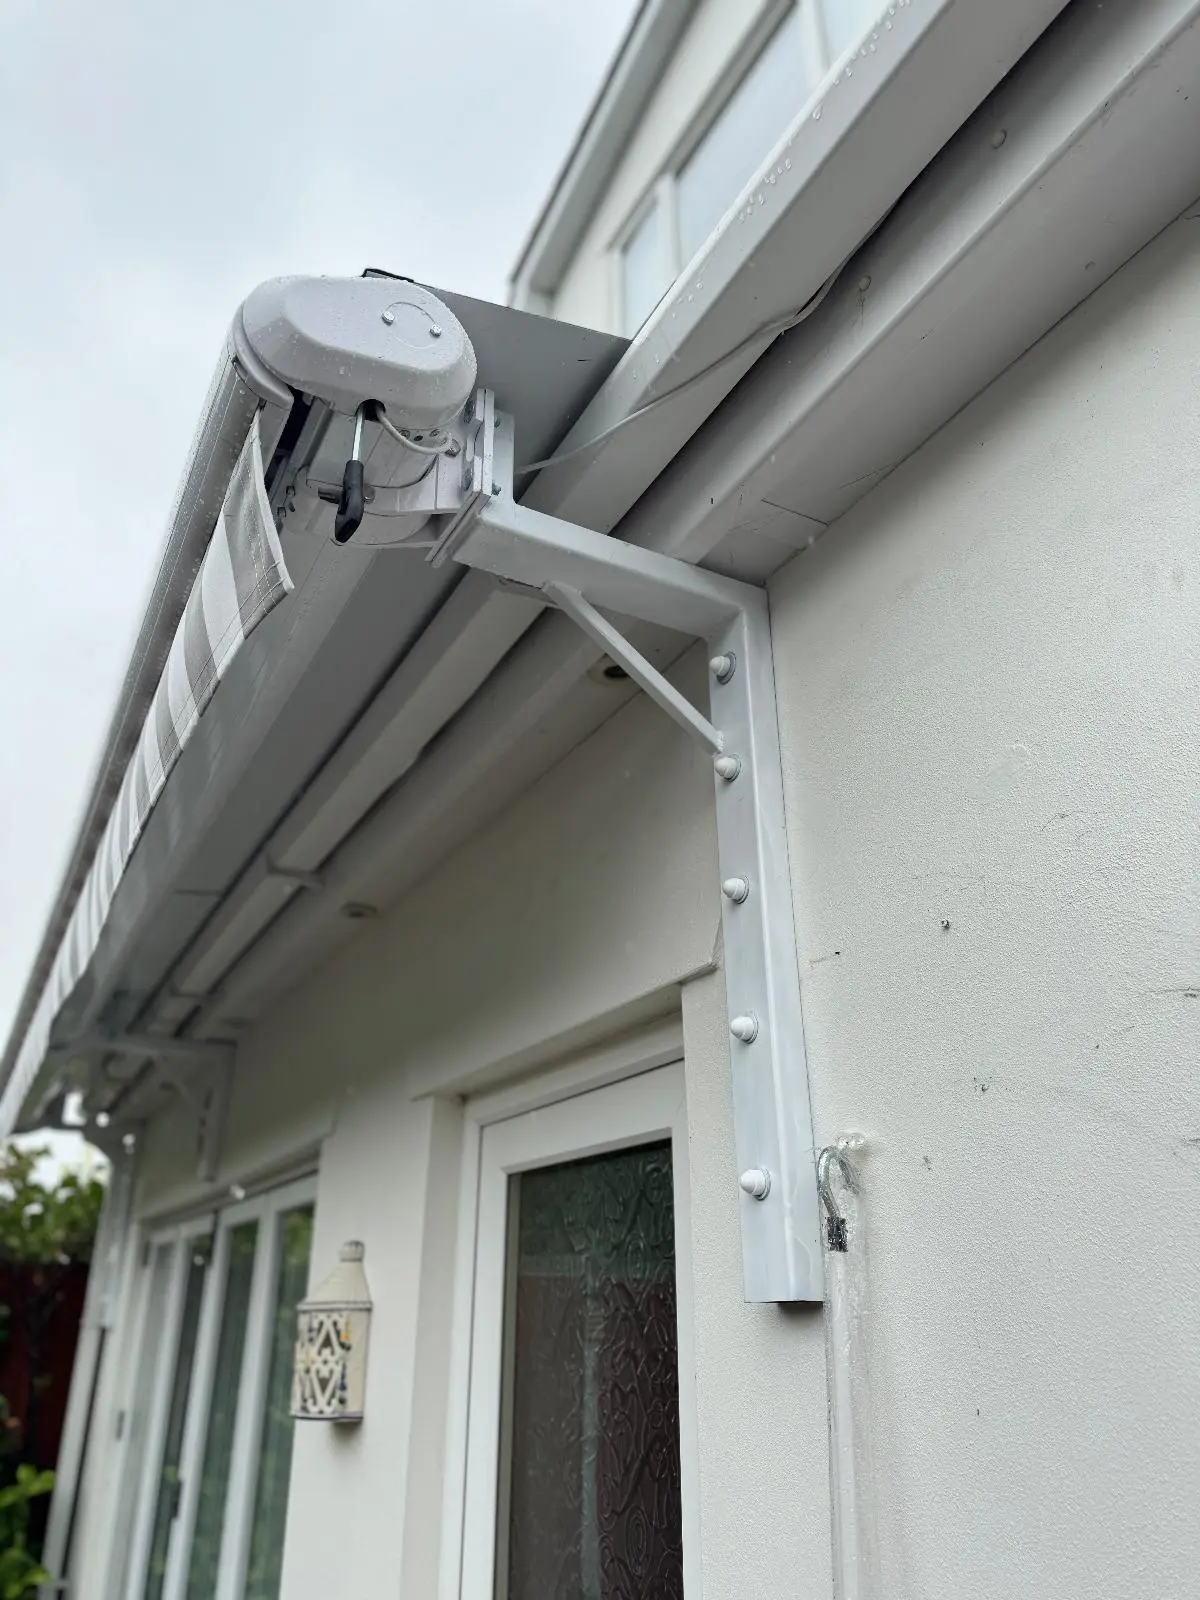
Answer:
50, 1030, 235, 1184
436, 403, 823, 1302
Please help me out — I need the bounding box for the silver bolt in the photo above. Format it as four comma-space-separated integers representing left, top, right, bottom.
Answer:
715, 754, 742, 782
229, 1183, 247, 1201
709, 652, 736, 683
430, 324, 443, 338
739, 1167, 772, 1200
991, 128, 1007, 149
858, 274, 872, 293
722, 876, 750, 903
730, 1013, 759, 1044
381, 308, 396, 326
491, 481, 501, 496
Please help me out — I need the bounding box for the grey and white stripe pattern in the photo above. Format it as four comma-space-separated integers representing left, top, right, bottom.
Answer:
0, 412, 291, 1135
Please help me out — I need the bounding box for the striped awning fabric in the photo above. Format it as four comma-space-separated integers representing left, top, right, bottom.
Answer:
0, 411, 292, 1135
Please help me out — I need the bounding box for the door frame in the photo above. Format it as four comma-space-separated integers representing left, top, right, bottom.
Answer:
439, 1026, 700, 1599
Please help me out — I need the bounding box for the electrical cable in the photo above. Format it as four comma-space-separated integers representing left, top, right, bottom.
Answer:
519, 251, 850, 475
371, 404, 457, 457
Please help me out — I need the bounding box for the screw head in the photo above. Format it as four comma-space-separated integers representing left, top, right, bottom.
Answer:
721, 876, 750, 903
730, 1013, 759, 1044
739, 1167, 771, 1200
709, 652, 736, 683
429, 324, 443, 338
381, 308, 396, 326
714, 754, 742, 782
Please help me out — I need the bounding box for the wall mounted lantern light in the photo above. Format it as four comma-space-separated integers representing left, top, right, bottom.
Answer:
291, 1240, 372, 1423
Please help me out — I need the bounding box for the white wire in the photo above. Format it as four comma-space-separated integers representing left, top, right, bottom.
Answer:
519, 255, 848, 475
373, 405, 457, 457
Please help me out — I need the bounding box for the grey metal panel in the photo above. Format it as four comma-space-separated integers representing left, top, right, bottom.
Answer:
399, 278, 629, 492
54, 538, 462, 1038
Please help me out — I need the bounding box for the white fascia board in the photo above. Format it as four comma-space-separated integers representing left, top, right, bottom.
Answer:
524, 0, 1072, 537
620, 0, 1200, 563
508, 0, 696, 308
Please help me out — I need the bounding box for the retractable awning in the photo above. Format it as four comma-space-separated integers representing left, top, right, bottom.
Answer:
0, 408, 290, 1132
0, 276, 625, 1140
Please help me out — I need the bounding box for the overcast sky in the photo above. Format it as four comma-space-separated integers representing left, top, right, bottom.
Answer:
0, 0, 636, 1107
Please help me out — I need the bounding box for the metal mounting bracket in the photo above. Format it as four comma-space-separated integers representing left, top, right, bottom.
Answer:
435, 403, 823, 1302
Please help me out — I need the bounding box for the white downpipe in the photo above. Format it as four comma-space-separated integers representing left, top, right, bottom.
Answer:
819, 1135, 878, 1600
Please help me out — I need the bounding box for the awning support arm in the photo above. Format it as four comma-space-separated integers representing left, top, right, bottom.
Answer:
544, 583, 724, 756
436, 401, 824, 1304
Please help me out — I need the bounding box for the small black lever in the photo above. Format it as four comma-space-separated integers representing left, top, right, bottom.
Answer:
334, 405, 368, 544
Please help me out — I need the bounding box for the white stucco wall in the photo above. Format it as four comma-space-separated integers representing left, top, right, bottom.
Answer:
71, 205, 1200, 1600
771, 205, 1200, 1597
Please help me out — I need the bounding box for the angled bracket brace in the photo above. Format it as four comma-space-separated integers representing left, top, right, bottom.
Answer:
434, 405, 823, 1302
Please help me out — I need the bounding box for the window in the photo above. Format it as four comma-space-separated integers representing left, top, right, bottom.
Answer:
677, 6, 811, 265
616, 1, 884, 334
619, 199, 671, 340
452, 1061, 698, 1598
117, 1180, 315, 1600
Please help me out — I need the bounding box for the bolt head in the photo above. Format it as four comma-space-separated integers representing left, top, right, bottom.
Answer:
429, 324, 443, 338
721, 876, 750, 903
381, 308, 396, 326
714, 754, 742, 782
739, 1167, 771, 1200
709, 652, 736, 683
730, 1013, 759, 1044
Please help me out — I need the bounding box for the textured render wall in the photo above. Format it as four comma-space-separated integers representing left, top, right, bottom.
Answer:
769, 208, 1200, 1597
552, 0, 776, 330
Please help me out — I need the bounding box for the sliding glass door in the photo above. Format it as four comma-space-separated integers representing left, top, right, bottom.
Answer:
120, 1180, 315, 1600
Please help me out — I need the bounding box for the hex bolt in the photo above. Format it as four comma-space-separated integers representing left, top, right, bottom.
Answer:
730, 1013, 759, 1043
739, 1167, 772, 1200
722, 876, 750, 903
709, 652, 736, 683
714, 754, 742, 782
381, 308, 396, 326
430, 324, 443, 338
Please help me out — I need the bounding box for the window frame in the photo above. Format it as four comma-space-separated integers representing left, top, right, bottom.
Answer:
115, 1176, 316, 1600
440, 1028, 699, 1599
613, 0, 865, 335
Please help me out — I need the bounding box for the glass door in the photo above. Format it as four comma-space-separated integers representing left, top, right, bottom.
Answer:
119, 1180, 316, 1600
458, 1063, 697, 1599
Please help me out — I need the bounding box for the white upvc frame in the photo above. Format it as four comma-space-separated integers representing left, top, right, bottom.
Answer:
440, 1032, 700, 1600
613, 0, 872, 333
116, 1175, 316, 1600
